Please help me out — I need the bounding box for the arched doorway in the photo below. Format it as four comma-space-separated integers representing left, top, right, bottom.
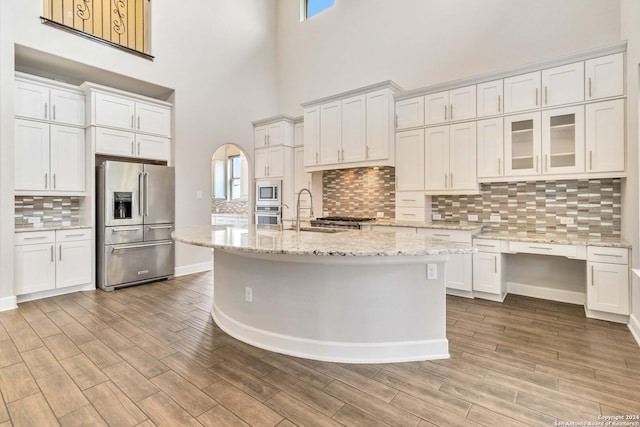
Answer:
211, 144, 250, 226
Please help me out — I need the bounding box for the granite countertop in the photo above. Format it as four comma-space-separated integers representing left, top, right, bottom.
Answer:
15, 225, 91, 232
172, 225, 476, 257
475, 231, 631, 248
371, 219, 484, 231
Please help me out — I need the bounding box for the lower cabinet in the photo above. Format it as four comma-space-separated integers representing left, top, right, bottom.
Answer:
472, 239, 506, 301
586, 246, 630, 316
14, 229, 92, 295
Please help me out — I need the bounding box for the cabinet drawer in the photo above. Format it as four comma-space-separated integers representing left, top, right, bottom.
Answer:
587, 246, 628, 265
417, 228, 472, 244
395, 191, 425, 208
395, 207, 425, 222
371, 225, 417, 234
56, 228, 91, 243
473, 239, 504, 253
508, 241, 586, 259
15, 231, 55, 245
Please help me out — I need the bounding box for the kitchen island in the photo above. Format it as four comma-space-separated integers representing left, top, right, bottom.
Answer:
172, 225, 475, 363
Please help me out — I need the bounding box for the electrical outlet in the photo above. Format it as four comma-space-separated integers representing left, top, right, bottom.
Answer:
377, 212, 384, 218
559, 217, 574, 225
468, 214, 479, 222
245, 287, 252, 303
432, 213, 442, 220
489, 214, 501, 222
427, 264, 438, 280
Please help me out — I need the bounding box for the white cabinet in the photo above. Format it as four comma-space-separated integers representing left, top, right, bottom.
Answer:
294, 146, 311, 193
477, 118, 504, 179
424, 122, 477, 194
504, 112, 541, 176
255, 146, 285, 179
395, 96, 424, 130
94, 127, 135, 157
541, 106, 584, 175
476, 80, 503, 117
136, 102, 172, 137
425, 86, 476, 125
504, 71, 541, 113
15, 77, 85, 126
319, 101, 343, 164
585, 53, 624, 100
93, 92, 171, 137
541, 62, 584, 107
294, 121, 304, 147
395, 191, 426, 222
14, 120, 85, 194
341, 95, 366, 163
14, 229, 92, 295
303, 106, 320, 166
587, 247, 629, 316
472, 239, 505, 301
395, 129, 424, 192
254, 120, 292, 149
366, 90, 392, 160
585, 99, 625, 174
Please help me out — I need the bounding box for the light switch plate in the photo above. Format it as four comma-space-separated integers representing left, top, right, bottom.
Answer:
559, 217, 574, 225
427, 264, 438, 280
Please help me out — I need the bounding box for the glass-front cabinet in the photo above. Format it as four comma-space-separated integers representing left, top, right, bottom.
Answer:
504, 113, 540, 176
542, 106, 584, 174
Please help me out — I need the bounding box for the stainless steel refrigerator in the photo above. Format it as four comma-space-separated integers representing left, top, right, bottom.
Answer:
97, 161, 175, 291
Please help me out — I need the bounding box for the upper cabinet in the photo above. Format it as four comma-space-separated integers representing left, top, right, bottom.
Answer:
252, 116, 295, 181
541, 62, 584, 107
424, 85, 476, 125
476, 80, 503, 118
302, 81, 400, 172
585, 53, 624, 100
15, 75, 85, 127
395, 96, 424, 130
82, 82, 173, 162
254, 119, 294, 149
504, 71, 541, 113
585, 99, 625, 174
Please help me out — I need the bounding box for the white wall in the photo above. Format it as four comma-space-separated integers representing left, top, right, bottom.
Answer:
0, 0, 279, 299
620, 0, 640, 336
275, 0, 621, 114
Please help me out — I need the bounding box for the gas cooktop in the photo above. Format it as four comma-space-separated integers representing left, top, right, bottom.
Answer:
309, 217, 376, 229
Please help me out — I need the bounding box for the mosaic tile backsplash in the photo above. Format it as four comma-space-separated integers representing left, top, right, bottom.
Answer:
431, 179, 621, 237
323, 167, 395, 218
212, 199, 249, 215
15, 196, 81, 228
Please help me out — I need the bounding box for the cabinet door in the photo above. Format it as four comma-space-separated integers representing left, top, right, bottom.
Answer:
541, 106, 584, 175
136, 102, 171, 137
395, 129, 424, 191
395, 96, 424, 129
473, 252, 501, 294
541, 62, 584, 107
585, 53, 624, 100
294, 146, 311, 193
94, 93, 136, 130
504, 71, 541, 113
341, 95, 366, 163
303, 107, 320, 166
424, 126, 449, 191
95, 127, 136, 157
50, 89, 85, 126
254, 125, 269, 149
15, 119, 50, 191
14, 243, 56, 294
449, 122, 477, 191
446, 254, 473, 292
504, 112, 541, 176
424, 91, 448, 125
50, 125, 85, 192
136, 134, 170, 161
587, 262, 629, 315
267, 122, 285, 146
15, 80, 49, 121
294, 122, 304, 147
477, 118, 504, 179
254, 148, 269, 179
449, 85, 476, 122
56, 239, 92, 289
585, 99, 625, 174
366, 90, 390, 161
319, 101, 342, 164
477, 80, 503, 117
267, 146, 284, 178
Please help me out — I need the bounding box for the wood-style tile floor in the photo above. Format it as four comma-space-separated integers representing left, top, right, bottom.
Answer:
0, 271, 639, 426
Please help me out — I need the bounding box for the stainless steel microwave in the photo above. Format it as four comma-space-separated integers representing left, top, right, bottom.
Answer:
256, 180, 281, 206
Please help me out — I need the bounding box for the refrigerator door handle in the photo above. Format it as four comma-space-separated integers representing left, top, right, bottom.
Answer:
144, 172, 150, 216
138, 172, 144, 216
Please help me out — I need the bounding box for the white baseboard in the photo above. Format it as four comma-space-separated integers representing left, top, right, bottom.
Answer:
507, 282, 585, 305
16, 283, 95, 304
174, 261, 212, 277
446, 288, 474, 299
0, 295, 17, 312
629, 313, 640, 348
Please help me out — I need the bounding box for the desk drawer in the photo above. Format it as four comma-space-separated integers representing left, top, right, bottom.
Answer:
417, 228, 472, 244
395, 207, 425, 222
473, 239, 504, 253
508, 241, 586, 259
587, 246, 628, 264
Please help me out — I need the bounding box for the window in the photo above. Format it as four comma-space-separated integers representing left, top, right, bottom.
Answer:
301, 0, 335, 21
42, 0, 152, 59
229, 155, 242, 200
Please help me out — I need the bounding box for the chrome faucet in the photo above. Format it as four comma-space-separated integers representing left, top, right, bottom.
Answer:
296, 188, 314, 233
